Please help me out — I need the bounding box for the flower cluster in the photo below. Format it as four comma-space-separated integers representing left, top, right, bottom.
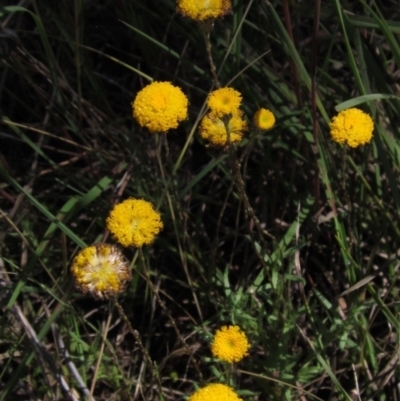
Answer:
329, 107, 374, 148
211, 325, 250, 363
177, 0, 232, 22
200, 88, 276, 147
71, 198, 163, 299
132, 81, 188, 133
188, 383, 243, 401
200, 87, 247, 147
106, 198, 163, 248
71, 244, 131, 299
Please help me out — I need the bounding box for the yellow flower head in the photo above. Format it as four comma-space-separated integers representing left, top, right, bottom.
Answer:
199, 111, 248, 147
132, 81, 188, 133
207, 87, 242, 117
188, 383, 243, 401
329, 107, 374, 148
211, 325, 250, 363
106, 198, 163, 248
254, 108, 275, 130
177, 0, 231, 21
71, 244, 131, 299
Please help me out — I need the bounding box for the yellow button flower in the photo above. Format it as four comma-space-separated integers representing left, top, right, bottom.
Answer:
329, 107, 374, 148
188, 383, 243, 401
177, 0, 232, 21
254, 108, 275, 130
71, 244, 131, 299
211, 325, 250, 363
132, 81, 188, 133
199, 111, 248, 147
207, 87, 242, 117
106, 198, 163, 248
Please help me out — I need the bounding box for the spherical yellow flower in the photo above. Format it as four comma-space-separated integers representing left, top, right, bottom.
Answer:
106, 198, 163, 248
207, 87, 242, 117
199, 111, 248, 147
71, 244, 131, 299
254, 108, 275, 130
188, 383, 243, 401
177, 0, 231, 21
132, 81, 188, 133
211, 325, 250, 363
329, 108, 374, 148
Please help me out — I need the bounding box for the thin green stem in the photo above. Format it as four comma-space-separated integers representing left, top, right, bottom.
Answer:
89, 305, 113, 400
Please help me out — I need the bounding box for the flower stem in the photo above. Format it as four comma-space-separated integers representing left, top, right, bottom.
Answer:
89, 306, 113, 399
154, 135, 204, 323
201, 20, 221, 88
228, 142, 275, 285
138, 249, 205, 385
113, 299, 164, 400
